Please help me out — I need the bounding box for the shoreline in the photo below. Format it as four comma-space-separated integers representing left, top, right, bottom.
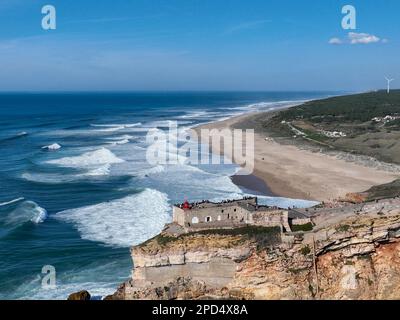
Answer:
230, 173, 274, 197
193, 104, 399, 202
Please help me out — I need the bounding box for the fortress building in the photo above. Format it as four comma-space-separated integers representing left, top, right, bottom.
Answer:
172, 197, 311, 233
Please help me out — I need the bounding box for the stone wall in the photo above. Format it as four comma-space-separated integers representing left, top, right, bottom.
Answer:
172, 198, 296, 232
188, 205, 249, 226
250, 209, 291, 231
291, 218, 312, 225
173, 198, 258, 227
172, 206, 185, 226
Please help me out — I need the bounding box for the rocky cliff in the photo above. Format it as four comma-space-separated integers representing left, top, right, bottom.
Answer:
111, 210, 400, 300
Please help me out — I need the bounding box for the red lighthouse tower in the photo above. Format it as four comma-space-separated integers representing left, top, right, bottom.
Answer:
182, 199, 191, 210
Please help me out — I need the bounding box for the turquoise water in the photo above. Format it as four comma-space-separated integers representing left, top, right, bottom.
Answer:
0, 92, 332, 299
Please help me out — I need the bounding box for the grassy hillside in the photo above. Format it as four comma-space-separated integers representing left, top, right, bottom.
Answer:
278, 90, 400, 123
261, 90, 400, 164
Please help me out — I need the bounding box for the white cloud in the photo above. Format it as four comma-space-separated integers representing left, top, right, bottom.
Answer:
348, 32, 380, 44
329, 32, 385, 45
328, 37, 343, 45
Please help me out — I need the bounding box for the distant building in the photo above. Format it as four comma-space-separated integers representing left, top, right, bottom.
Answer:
320, 130, 347, 138
372, 115, 400, 123
172, 197, 311, 233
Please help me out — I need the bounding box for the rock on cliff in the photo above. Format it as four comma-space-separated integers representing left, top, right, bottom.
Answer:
67, 290, 91, 300
112, 211, 400, 300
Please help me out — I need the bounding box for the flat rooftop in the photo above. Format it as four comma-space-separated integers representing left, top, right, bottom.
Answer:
174, 197, 283, 212
174, 197, 256, 209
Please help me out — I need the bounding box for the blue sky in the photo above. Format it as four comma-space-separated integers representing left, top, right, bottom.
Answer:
0, 0, 399, 91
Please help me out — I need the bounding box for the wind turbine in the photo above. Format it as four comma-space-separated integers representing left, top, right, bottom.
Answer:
385, 77, 395, 94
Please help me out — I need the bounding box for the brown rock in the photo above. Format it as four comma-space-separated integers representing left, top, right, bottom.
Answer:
67, 290, 91, 301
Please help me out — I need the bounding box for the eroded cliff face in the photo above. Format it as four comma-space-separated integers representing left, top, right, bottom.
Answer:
113, 212, 400, 300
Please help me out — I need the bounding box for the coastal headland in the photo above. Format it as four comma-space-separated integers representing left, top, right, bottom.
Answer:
109, 196, 400, 300
73, 91, 400, 300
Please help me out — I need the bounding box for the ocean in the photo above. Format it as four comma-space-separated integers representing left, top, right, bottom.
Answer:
0, 92, 333, 299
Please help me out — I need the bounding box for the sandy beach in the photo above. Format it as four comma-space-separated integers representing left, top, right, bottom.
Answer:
194, 112, 399, 202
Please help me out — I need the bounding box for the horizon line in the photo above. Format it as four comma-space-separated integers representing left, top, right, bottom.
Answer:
0, 89, 354, 94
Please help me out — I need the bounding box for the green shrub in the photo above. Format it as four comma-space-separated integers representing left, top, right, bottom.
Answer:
149, 225, 282, 248
300, 245, 311, 256
291, 222, 313, 232
155, 234, 177, 246
336, 225, 350, 232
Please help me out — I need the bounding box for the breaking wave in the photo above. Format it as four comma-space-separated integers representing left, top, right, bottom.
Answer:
1, 201, 47, 227
91, 122, 141, 128
85, 164, 111, 176
42, 143, 61, 151
107, 139, 130, 146
139, 165, 165, 177
0, 197, 25, 207
46, 148, 124, 168
93, 126, 125, 132
90, 122, 142, 132
0, 131, 28, 143
179, 111, 209, 119
105, 134, 134, 141
55, 189, 170, 247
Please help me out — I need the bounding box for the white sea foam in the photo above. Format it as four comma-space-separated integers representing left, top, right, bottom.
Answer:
209, 193, 318, 209
179, 111, 209, 119
85, 164, 111, 176
256, 195, 319, 209
142, 120, 186, 128
104, 134, 134, 146
91, 122, 142, 132
179, 111, 225, 122
30, 206, 48, 224
137, 163, 210, 181
0, 197, 25, 207
22, 166, 111, 182
138, 165, 243, 204
1, 131, 28, 141
43, 122, 140, 138
152, 150, 189, 164
107, 139, 130, 146
105, 134, 134, 141
91, 122, 142, 128
55, 189, 170, 247
46, 148, 124, 167
93, 126, 125, 132
140, 165, 165, 176
42, 143, 61, 151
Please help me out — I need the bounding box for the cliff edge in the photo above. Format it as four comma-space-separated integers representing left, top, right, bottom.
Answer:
110, 201, 400, 300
